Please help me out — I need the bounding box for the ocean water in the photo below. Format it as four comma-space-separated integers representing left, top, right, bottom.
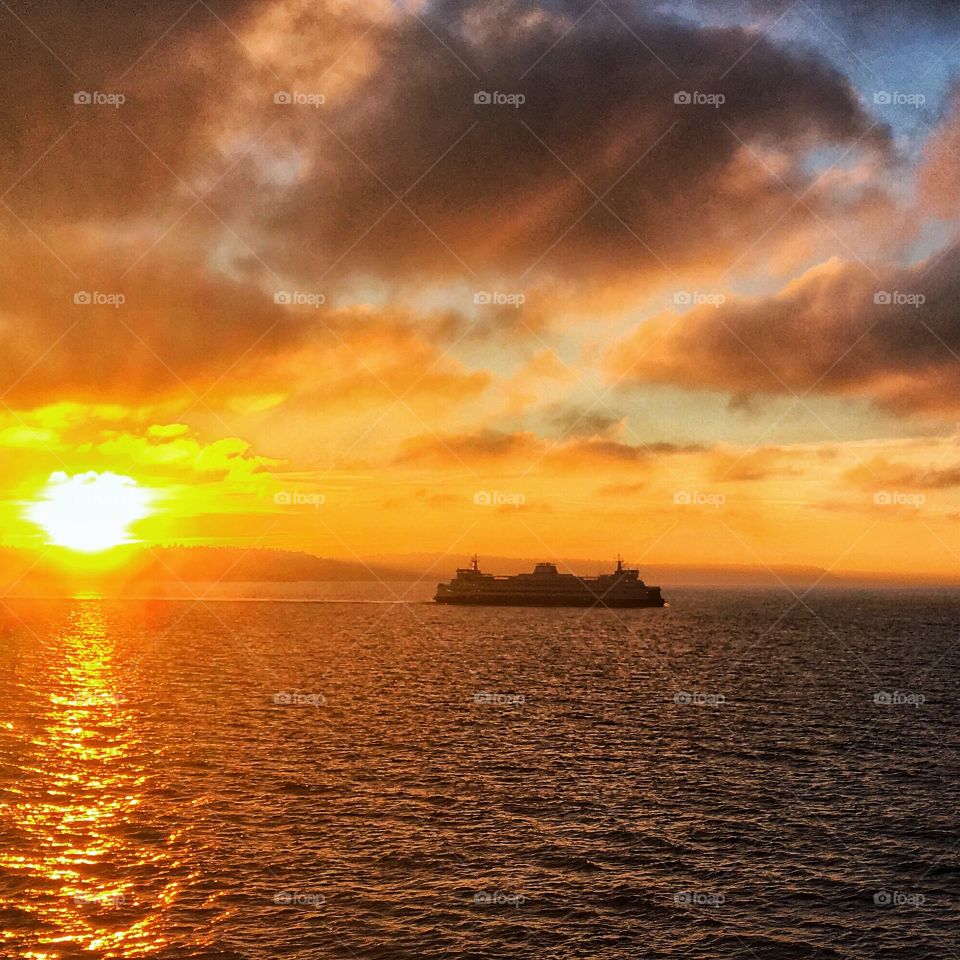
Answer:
1, 587, 958, 959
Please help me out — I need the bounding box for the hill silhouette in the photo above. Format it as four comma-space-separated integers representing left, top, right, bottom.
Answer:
0, 546, 953, 594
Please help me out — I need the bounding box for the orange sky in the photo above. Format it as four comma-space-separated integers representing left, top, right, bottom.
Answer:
3, 0, 960, 577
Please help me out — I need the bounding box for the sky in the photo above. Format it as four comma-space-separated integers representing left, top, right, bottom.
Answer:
1, 0, 960, 577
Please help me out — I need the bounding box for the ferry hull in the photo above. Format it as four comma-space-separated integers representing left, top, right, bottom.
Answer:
434, 594, 666, 608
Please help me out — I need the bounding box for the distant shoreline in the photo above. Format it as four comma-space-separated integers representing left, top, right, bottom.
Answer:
3, 581, 960, 603
0, 545, 957, 591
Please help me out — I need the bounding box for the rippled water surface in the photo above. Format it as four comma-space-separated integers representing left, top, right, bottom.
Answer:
1, 588, 959, 959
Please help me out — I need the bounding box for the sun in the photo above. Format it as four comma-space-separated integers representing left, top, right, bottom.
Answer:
26, 471, 154, 553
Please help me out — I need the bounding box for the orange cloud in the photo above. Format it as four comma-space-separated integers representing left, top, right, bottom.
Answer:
919, 85, 960, 218
606, 250, 960, 415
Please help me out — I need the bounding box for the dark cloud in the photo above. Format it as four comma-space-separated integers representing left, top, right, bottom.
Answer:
734, 0, 960, 25
0, 0, 891, 291
262, 0, 890, 285
0, 0, 261, 220
548, 406, 623, 438
394, 429, 539, 465
607, 245, 960, 415
0, 0, 908, 414
845, 456, 960, 491
920, 86, 960, 217
394, 427, 702, 468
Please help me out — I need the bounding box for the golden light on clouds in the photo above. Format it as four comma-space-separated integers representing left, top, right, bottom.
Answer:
25, 471, 154, 553
0, 0, 957, 580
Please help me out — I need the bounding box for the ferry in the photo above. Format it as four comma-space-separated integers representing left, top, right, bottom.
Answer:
434, 556, 666, 608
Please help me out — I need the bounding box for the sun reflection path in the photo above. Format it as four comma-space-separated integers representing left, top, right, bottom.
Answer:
0, 603, 188, 958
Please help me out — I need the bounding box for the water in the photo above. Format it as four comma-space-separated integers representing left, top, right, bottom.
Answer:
1, 588, 958, 959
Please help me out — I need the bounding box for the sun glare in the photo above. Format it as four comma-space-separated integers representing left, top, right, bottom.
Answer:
26, 471, 154, 553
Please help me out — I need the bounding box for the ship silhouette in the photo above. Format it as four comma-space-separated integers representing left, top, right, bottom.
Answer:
434, 556, 666, 608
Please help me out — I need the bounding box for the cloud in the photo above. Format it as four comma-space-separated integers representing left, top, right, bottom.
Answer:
147, 423, 190, 438
844, 455, 960, 492
0, 0, 905, 434
548, 405, 623, 438
919, 85, 960, 218
393, 427, 702, 471
255, 0, 891, 286
0, 241, 307, 404
606, 249, 960, 415
394, 429, 542, 466
735, 0, 960, 25
0, 240, 491, 408
706, 445, 807, 482
0, 404, 281, 480
271, 304, 492, 417
0, 0, 892, 293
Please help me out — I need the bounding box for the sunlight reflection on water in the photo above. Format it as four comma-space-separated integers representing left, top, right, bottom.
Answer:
1, 590, 959, 959
1, 603, 184, 958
